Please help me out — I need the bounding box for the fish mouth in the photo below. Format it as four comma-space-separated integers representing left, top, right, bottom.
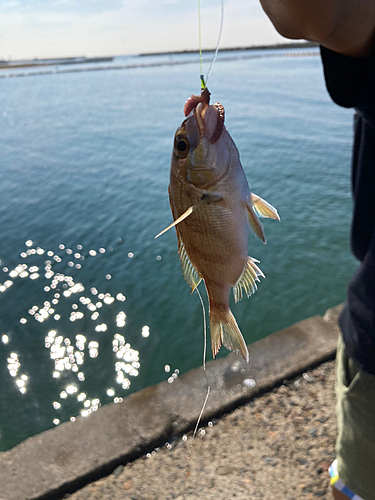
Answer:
184, 87, 225, 144
184, 87, 211, 116
196, 102, 225, 144
209, 103, 225, 144
195, 102, 206, 137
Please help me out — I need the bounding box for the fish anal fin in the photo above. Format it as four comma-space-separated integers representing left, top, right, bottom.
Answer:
246, 200, 266, 243
233, 257, 265, 303
251, 193, 280, 221
177, 234, 202, 292
210, 308, 249, 362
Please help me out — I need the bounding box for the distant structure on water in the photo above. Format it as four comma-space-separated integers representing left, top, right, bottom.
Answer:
139, 41, 318, 57
0, 56, 114, 70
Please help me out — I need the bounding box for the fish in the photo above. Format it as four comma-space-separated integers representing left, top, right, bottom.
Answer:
156, 87, 280, 362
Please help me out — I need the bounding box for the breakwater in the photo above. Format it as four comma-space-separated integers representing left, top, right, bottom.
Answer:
0, 304, 341, 500
0, 49, 319, 79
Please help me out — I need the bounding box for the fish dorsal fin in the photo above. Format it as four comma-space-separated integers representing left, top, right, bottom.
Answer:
177, 231, 202, 292
251, 193, 280, 221
233, 256, 265, 303
246, 199, 266, 243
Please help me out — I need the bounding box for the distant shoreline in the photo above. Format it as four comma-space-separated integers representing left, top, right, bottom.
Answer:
0, 56, 113, 71
0, 43, 318, 72
139, 41, 318, 57
0, 43, 320, 79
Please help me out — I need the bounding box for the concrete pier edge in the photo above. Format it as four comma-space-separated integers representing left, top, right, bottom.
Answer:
0, 304, 343, 500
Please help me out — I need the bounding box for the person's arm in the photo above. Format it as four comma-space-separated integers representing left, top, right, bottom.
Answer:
259, 0, 375, 57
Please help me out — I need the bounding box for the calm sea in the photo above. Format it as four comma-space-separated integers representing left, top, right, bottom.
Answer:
0, 48, 356, 451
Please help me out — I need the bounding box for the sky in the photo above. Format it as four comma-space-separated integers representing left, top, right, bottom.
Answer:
0, 0, 288, 61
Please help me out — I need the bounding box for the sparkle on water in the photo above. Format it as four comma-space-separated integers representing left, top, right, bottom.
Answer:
1, 239, 153, 437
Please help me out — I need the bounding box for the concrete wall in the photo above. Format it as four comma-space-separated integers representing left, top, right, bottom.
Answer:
0, 304, 342, 500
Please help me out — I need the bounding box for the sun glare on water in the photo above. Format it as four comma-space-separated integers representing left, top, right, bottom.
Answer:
1, 239, 152, 428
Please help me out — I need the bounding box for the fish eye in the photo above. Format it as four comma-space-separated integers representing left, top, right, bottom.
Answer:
174, 135, 189, 158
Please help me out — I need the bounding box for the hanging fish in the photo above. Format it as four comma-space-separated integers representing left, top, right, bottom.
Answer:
156, 87, 279, 362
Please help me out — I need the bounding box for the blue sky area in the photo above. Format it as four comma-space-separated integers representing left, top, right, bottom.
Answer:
0, 0, 286, 60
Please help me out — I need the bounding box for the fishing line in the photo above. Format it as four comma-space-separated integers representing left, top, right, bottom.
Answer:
198, 0, 204, 86
206, 0, 224, 85
186, 286, 211, 471
188, 286, 211, 456
186, 0, 223, 473
197, 0, 224, 88
196, 285, 208, 370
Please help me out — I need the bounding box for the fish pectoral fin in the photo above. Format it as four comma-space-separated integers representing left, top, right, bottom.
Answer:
233, 257, 265, 303
154, 206, 194, 239
154, 192, 222, 239
178, 236, 202, 292
210, 309, 249, 362
251, 193, 280, 221
200, 191, 222, 204
246, 199, 266, 243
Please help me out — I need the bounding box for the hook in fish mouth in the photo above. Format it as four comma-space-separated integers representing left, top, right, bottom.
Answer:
183, 87, 225, 144
184, 87, 211, 117
195, 102, 206, 136
210, 103, 225, 144
194, 100, 225, 144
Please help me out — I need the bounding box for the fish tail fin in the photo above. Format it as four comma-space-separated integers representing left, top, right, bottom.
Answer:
210, 308, 249, 362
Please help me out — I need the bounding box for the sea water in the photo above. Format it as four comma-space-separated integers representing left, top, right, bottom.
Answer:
0, 48, 356, 450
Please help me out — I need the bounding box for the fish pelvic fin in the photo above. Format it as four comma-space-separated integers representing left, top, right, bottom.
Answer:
178, 234, 202, 292
251, 193, 280, 221
246, 199, 266, 243
210, 308, 249, 362
233, 257, 265, 303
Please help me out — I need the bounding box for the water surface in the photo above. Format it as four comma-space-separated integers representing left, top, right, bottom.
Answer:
0, 49, 356, 450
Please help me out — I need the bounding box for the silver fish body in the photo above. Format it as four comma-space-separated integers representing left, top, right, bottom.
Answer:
166, 89, 279, 361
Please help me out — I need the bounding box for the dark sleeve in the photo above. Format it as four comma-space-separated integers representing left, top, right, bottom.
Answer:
320, 45, 375, 117
321, 45, 375, 374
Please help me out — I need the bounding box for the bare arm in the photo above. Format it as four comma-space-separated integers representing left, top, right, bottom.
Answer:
259, 0, 375, 57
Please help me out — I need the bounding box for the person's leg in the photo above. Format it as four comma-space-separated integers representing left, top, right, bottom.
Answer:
330, 459, 365, 500
331, 486, 353, 500
333, 335, 375, 500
